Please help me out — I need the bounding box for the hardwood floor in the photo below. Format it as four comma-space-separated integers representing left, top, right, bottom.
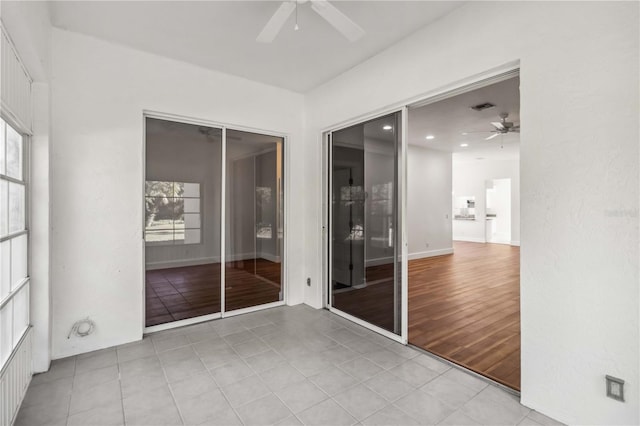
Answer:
331, 241, 520, 390
409, 241, 521, 390
145, 259, 282, 327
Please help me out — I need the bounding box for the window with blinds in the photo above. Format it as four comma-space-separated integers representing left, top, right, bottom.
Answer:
0, 116, 29, 369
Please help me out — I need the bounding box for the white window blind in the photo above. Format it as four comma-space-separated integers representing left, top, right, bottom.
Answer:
0, 27, 32, 133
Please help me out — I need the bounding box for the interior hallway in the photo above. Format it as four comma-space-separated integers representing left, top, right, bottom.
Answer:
409, 241, 520, 390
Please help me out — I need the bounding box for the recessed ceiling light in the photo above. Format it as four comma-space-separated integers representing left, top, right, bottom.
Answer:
461, 132, 468, 136
425, 135, 435, 140
383, 125, 393, 131
460, 143, 469, 147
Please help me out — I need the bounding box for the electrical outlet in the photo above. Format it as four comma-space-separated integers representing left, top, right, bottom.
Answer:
606, 375, 625, 402
306, 277, 311, 286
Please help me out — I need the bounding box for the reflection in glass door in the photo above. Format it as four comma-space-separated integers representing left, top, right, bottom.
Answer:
225, 130, 284, 312
144, 119, 285, 329
145, 118, 222, 327
330, 112, 403, 335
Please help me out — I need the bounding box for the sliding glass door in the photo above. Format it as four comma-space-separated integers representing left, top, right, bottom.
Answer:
329, 111, 404, 337
225, 130, 284, 312
144, 117, 284, 329
145, 118, 223, 327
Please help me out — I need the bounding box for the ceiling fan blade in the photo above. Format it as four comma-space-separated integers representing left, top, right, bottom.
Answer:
491, 122, 505, 130
485, 133, 500, 141
257, 2, 296, 43
310, 0, 364, 42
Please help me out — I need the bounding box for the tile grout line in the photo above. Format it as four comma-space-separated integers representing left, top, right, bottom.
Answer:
156, 330, 206, 426
217, 324, 268, 425
117, 356, 127, 426
63, 357, 76, 426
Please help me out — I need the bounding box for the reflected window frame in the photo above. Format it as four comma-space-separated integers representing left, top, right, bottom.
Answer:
144, 180, 202, 246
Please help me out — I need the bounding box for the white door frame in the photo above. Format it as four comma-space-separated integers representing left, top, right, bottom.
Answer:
142, 110, 289, 334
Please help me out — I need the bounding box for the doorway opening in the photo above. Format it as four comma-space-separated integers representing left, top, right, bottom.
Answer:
407, 74, 521, 390
144, 116, 285, 330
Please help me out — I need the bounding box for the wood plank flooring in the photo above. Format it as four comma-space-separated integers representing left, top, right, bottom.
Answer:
332, 241, 521, 390
145, 259, 281, 327
409, 241, 521, 390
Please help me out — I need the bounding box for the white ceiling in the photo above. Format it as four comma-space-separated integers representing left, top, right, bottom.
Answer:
408, 76, 520, 162
50, 1, 464, 93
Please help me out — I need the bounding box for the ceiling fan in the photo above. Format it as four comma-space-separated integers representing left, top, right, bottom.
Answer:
257, 0, 364, 43
468, 112, 520, 140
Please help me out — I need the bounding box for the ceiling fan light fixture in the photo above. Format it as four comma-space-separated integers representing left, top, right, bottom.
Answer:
311, 0, 365, 42
257, 0, 364, 43
256, 1, 296, 43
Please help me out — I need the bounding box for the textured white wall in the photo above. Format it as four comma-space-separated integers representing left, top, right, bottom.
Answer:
407, 145, 453, 257
304, 2, 639, 424
452, 158, 520, 244
50, 28, 305, 358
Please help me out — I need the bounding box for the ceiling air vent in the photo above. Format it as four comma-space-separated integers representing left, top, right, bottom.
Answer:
470, 102, 495, 111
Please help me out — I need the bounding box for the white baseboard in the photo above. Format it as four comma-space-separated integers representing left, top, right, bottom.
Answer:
408, 248, 454, 260
365, 248, 454, 266
146, 252, 281, 270
453, 237, 486, 243
227, 252, 281, 263
146, 256, 219, 270
225, 252, 253, 262
365, 257, 394, 267
510, 240, 520, 246
259, 252, 281, 263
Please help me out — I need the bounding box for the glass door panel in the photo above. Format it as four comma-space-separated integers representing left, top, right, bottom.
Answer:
144, 118, 222, 326
225, 129, 284, 312
330, 112, 402, 334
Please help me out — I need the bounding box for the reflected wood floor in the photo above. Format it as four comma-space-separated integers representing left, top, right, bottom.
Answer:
332, 264, 395, 333
409, 241, 521, 390
146, 259, 281, 327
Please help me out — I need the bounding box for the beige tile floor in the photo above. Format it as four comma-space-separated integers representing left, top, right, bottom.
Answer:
15, 305, 562, 426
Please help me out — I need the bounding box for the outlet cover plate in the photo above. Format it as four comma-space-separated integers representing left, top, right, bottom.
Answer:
606, 375, 625, 402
